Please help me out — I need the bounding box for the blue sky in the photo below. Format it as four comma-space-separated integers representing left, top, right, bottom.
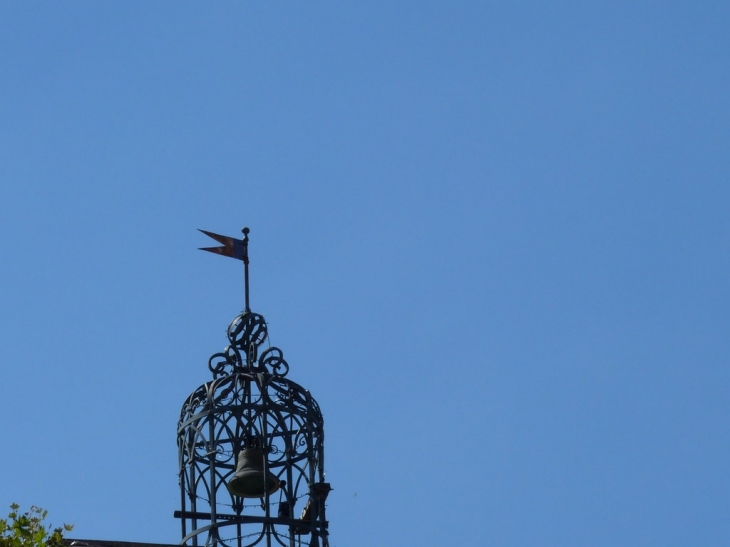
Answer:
1, 2, 728, 546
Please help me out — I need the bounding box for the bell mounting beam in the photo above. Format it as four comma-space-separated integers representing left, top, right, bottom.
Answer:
199, 227, 252, 312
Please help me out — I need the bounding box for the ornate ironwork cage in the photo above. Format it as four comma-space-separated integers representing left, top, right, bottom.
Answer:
177, 312, 330, 547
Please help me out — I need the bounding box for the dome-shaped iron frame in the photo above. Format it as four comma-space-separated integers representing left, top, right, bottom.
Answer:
177, 312, 330, 547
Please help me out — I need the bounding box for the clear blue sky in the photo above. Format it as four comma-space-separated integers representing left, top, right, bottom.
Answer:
1, 2, 728, 546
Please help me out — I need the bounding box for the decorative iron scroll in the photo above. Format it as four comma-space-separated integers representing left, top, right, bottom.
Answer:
178, 312, 329, 547
207, 313, 287, 379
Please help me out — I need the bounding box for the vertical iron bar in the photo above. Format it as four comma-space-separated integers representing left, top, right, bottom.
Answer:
242, 227, 250, 313
262, 406, 272, 547
287, 412, 295, 547
179, 457, 187, 541
190, 450, 198, 547
208, 409, 218, 545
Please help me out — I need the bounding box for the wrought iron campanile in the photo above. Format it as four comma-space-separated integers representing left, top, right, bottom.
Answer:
176, 228, 331, 547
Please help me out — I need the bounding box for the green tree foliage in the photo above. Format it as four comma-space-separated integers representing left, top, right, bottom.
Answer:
0, 504, 73, 547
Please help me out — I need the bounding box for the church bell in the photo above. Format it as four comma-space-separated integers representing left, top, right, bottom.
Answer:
226, 447, 280, 498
